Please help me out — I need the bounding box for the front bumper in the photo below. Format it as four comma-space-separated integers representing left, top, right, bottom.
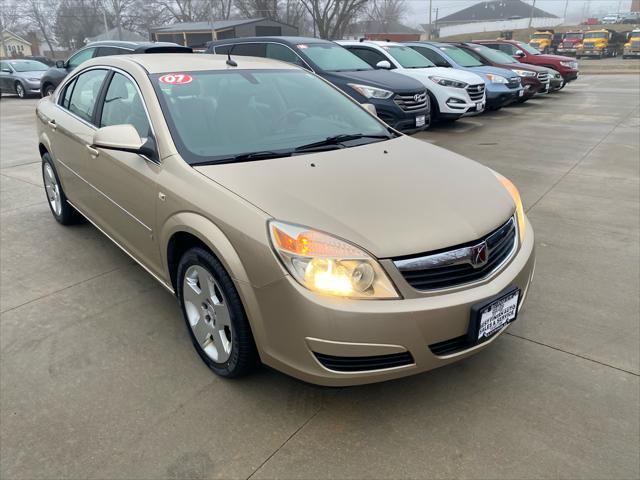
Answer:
556, 47, 577, 56
486, 85, 523, 108
245, 217, 536, 386
374, 102, 429, 134
623, 49, 640, 57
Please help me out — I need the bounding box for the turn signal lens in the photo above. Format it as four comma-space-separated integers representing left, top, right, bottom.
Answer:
494, 172, 526, 243
269, 221, 399, 299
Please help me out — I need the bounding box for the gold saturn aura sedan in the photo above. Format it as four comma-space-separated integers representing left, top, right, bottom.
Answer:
36, 53, 535, 386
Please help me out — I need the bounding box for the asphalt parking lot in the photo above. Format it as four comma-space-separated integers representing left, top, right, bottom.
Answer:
1, 74, 638, 479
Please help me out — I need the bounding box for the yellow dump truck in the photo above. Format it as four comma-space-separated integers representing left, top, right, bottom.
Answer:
529, 31, 554, 53
622, 29, 640, 59
576, 29, 625, 58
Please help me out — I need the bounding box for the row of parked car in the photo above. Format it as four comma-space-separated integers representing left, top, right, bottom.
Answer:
3, 36, 578, 133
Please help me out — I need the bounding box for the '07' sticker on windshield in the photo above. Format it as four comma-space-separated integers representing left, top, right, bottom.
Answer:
159, 74, 193, 85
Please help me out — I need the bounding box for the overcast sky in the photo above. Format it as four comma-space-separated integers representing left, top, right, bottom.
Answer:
405, 0, 634, 26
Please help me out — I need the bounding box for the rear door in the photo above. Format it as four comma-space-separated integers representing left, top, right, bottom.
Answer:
52, 68, 109, 212
86, 71, 161, 270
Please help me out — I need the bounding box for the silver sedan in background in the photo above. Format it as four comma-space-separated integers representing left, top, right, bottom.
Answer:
0, 59, 49, 98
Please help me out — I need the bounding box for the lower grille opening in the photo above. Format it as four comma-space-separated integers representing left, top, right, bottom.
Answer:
429, 335, 474, 356
313, 351, 414, 372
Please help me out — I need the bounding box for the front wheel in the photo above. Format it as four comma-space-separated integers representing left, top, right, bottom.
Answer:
177, 247, 258, 378
43, 84, 56, 97
15, 82, 25, 98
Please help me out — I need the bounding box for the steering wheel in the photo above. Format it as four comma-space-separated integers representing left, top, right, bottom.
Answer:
271, 108, 311, 132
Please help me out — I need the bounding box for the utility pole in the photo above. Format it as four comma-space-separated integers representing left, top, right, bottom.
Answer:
428, 0, 433, 40
102, 9, 109, 35
562, 0, 569, 23
528, 0, 537, 29
434, 8, 439, 39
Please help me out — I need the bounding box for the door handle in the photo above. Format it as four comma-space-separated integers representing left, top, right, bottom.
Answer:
47, 119, 56, 130
86, 145, 99, 157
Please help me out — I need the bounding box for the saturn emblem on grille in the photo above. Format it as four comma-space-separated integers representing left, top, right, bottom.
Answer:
470, 242, 488, 268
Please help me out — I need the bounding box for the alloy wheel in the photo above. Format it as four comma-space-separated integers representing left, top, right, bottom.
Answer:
43, 163, 62, 216
15, 83, 24, 98
183, 265, 233, 363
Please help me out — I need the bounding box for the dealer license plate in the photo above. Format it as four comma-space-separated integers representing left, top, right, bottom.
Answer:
476, 101, 485, 111
518, 89, 524, 97
477, 290, 520, 340
416, 115, 426, 127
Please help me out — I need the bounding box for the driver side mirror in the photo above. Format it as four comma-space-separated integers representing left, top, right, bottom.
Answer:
93, 124, 157, 162
375, 60, 392, 70
0, 68, 11, 73
55, 60, 66, 69
514, 50, 525, 58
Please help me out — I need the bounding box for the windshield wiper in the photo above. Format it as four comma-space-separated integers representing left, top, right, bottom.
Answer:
192, 150, 292, 166
294, 133, 390, 152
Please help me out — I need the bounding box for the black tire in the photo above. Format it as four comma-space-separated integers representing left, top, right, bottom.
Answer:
427, 91, 439, 125
15, 81, 25, 98
177, 247, 259, 378
41, 152, 83, 225
43, 84, 56, 97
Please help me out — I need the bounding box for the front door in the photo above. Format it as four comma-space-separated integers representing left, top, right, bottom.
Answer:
85, 71, 161, 272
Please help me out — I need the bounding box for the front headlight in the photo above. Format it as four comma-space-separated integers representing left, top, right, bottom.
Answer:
493, 172, 526, 243
347, 83, 393, 100
485, 73, 508, 84
511, 69, 536, 77
428, 76, 467, 89
560, 61, 577, 68
269, 221, 399, 299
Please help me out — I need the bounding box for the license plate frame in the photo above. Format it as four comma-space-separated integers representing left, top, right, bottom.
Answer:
415, 115, 426, 127
467, 288, 521, 344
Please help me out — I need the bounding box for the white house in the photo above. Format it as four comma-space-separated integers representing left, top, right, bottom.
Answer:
1, 30, 32, 57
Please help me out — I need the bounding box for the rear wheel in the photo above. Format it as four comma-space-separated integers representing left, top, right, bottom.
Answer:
15, 82, 25, 98
177, 247, 258, 378
41, 153, 83, 225
43, 84, 56, 97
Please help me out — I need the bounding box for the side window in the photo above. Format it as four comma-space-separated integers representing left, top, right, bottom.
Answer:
214, 44, 232, 54
346, 47, 385, 68
95, 47, 127, 57
67, 48, 96, 70
265, 43, 306, 68
484, 43, 501, 52
68, 69, 108, 124
415, 47, 449, 67
0, 60, 11, 72
60, 77, 77, 109
100, 73, 151, 138
498, 44, 516, 55
231, 43, 266, 57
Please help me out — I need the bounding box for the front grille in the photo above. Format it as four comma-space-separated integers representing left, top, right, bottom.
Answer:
429, 335, 473, 356
394, 216, 517, 291
466, 83, 485, 101
313, 351, 414, 372
536, 71, 550, 83
394, 91, 428, 111
562, 42, 575, 48
583, 42, 596, 49
632, 41, 640, 48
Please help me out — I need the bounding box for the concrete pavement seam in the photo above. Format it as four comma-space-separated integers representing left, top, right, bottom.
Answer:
245, 403, 325, 480
506, 332, 639, 377
0, 171, 42, 188
525, 105, 640, 214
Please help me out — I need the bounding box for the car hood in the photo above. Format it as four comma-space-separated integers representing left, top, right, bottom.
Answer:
399, 66, 484, 84
194, 137, 515, 258
532, 53, 575, 62
504, 61, 548, 73
17, 70, 46, 80
325, 69, 425, 94
467, 65, 519, 80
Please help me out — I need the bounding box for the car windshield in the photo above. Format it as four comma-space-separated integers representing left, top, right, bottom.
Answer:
584, 32, 608, 39
438, 45, 484, 67
516, 42, 541, 55
9, 60, 48, 72
383, 45, 434, 68
151, 69, 391, 165
564, 33, 583, 39
470, 44, 517, 64
300, 43, 371, 71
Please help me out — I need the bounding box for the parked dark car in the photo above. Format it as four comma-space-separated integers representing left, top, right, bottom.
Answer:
0, 59, 49, 98
452, 42, 554, 100
207, 37, 430, 133
40, 40, 191, 97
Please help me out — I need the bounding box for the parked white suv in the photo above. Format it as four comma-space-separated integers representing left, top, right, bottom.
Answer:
338, 40, 487, 123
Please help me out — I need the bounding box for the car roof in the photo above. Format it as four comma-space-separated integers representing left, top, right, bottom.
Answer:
85, 40, 189, 51
209, 36, 333, 47
82, 53, 300, 74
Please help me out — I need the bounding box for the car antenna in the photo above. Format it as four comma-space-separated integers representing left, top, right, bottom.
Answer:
226, 44, 237, 67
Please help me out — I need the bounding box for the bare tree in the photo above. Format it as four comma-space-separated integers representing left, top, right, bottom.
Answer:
55, 0, 105, 48
364, 0, 406, 26
103, 0, 136, 40
299, 0, 367, 39
235, 0, 305, 25
21, 0, 57, 54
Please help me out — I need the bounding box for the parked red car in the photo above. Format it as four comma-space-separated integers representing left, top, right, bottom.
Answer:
452, 42, 552, 101
474, 39, 579, 83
